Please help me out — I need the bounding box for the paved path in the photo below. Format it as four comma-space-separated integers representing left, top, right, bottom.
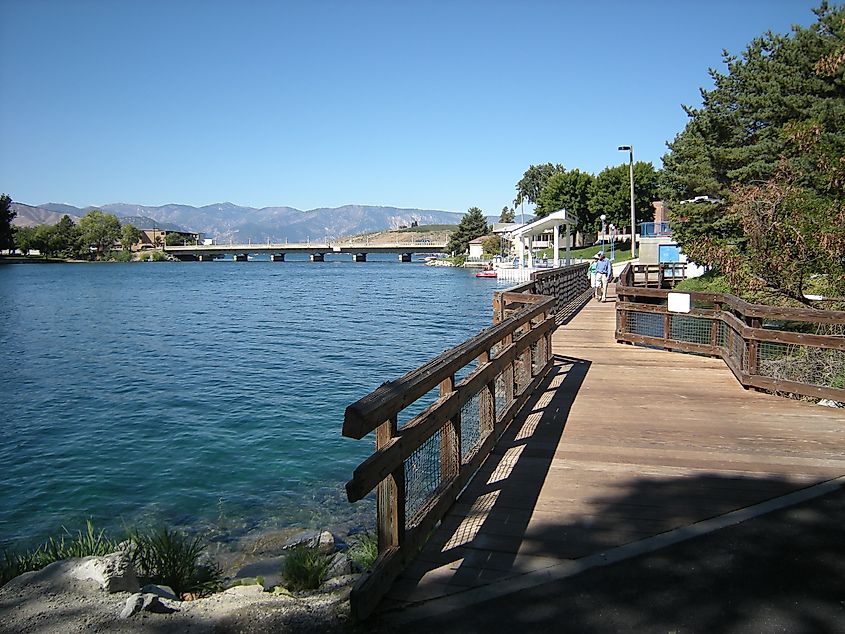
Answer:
377, 285, 845, 620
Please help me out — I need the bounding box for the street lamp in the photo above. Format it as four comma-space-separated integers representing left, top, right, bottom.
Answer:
609, 224, 616, 261
600, 214, 607, 254
618, 145, 636, 259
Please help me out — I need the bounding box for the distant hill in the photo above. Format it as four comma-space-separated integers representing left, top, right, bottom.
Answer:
11, 201, 471, 243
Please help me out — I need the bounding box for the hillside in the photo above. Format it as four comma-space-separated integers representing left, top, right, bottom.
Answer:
11, 201, 467, 242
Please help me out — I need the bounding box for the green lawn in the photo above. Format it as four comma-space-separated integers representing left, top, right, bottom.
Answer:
534, 240, 634, 262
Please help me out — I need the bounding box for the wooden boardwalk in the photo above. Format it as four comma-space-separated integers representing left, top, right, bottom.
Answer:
380, 286, 845, 611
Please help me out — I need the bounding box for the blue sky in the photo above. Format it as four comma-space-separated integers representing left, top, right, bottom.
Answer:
0, 0, 824, 214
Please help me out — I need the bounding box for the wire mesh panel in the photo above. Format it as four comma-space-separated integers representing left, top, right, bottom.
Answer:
757, 341, 845, 390
404, 421, 458, 527
627, 311, 663, 338
669, 315, 712, 345
722, 320, 747, 370
460, 393, 482, 460
495, 366, 513, 421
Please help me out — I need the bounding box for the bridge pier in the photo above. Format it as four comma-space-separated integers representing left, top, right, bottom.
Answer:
234, 254, 248, 262
399, 253, 412, 263
271, 253, 285, 262
353, 253, 367, 262
310, 253, 325, 262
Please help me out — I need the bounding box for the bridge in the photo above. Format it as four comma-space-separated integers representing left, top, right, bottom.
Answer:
163, 239, 448, 262
341, 262, 845, 623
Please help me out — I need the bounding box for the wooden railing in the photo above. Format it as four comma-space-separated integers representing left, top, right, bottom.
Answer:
341, 262, 589, 619
616, 263, 845, 403
618, 262, 688, 289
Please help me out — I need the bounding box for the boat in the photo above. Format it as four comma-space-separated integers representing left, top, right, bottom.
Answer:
475, 270, 497, 278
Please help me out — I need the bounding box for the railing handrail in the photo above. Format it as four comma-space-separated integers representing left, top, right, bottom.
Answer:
616, 263, 845, 402
341, 262, 592, 620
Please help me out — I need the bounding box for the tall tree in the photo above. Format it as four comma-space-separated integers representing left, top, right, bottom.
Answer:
660, 2, 845, 303
535, 169, 595, 221
121, 224, 143, 251
499, 206, 515, 223
0, 194, 16, 253
513, 163, 565, 208
78, 209, 121, 256
589, 162, 659, 231
447, 207, 488, 256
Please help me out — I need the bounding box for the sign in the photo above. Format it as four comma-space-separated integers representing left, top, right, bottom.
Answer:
667, 292, 691, 314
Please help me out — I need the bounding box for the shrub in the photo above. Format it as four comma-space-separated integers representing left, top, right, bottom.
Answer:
282, 545, 333, 591
128, 527, 222, 597
347, 532, 378, 571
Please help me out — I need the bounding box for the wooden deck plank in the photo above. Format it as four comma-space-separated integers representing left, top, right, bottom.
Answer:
379, 286, 845, 612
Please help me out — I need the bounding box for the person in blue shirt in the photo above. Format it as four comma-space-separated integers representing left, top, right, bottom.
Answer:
594, 252, 613, 302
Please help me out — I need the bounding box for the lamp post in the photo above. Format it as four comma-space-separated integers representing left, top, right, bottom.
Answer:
609, 224, 615, 261
618, 145, 636, 259
600, 214, 606, 255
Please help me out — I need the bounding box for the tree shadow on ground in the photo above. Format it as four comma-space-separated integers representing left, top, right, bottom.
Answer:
363, 352, 845, 634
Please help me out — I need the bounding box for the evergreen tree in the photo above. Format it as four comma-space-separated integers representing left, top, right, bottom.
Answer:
0, 194, 16, 253
499, 206, 515, 223
447, 207, 488, 256
660, 2, 845, 303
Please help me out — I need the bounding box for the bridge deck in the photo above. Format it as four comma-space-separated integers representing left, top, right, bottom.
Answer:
380, 285, 845, 612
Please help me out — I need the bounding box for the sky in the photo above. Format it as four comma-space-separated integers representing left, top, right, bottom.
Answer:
0, 0, 826, 215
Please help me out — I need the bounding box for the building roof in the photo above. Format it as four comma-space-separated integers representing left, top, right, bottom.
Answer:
508, 209, 579, 239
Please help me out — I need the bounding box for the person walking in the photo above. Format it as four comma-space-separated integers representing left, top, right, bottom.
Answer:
594, 252, 612, 302
588, 253, 600, 297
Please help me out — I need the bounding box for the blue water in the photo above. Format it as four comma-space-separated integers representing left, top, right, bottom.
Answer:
0, 256, 505, 551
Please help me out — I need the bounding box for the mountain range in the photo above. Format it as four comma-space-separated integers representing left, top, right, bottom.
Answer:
11, 201, 469, 243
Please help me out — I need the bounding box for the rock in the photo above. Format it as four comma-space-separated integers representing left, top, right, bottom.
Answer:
325, 552, 352, 579
319, 574, 360, 593
232, 555, 286, 590
119, 593, 145, 619
818, 399, 843, 408
72, 551, 139, 593
119, 592, 178, 618
140, 584, 178, 601
282, 530, 335, 553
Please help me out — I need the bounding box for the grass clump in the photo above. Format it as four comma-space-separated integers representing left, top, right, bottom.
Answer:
1, 520, 119, 586
282, 545, 333, 591
1, 522, 222, 597
347, 532, 378, 571
128, 527, 222, 597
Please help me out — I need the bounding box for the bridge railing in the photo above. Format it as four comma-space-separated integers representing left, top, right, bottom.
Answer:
616, 263, 845, 403
341, 262, 589, 619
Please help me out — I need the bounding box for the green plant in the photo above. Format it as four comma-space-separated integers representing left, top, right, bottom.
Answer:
282, 545, 332, 591
128, 527, 221, 597
347, 532, 378, 571
0, 520, 119, 587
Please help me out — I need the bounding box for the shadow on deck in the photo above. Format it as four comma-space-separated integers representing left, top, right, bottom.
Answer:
371, 290, 845, 629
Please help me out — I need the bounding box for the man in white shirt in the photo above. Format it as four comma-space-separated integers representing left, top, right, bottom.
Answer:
594, 252, 612, 302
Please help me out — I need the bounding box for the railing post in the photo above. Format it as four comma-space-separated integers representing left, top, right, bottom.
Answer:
439, 376, 461, 479
746, 316, 762, 376
477, 350, 495, 439
710, 301, 722, 353
376, 415, 405, 552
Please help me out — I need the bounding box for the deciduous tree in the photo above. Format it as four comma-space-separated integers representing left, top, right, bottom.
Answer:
121, 224, 143, 251
514, 163, 565, 209
589, 162, 658, 231
78, 209, 121, 256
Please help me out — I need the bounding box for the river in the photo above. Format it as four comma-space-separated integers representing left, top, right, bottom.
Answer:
0, 256, 506, 552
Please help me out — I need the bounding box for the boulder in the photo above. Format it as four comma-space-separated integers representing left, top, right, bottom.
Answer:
72, 551, 139, 593
140, 584, 178, 601
119, 592, 178, 619
282, 530, 335, 553
232, 555, 286, 590
325, 552, 352, 579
